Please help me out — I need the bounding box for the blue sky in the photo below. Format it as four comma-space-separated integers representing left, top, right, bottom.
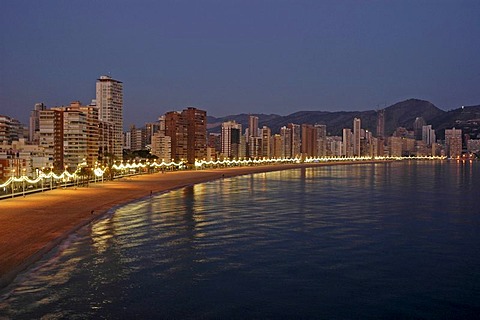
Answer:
1, 0, 479, 127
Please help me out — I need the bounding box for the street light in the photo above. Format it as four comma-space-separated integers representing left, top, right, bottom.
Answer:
11, 169, 15, 198
22, 168, 26, 197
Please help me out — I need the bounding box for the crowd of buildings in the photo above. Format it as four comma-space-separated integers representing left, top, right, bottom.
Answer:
1, 75, 478, 181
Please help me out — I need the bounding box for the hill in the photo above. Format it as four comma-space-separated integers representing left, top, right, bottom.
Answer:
207, 98, 470, 137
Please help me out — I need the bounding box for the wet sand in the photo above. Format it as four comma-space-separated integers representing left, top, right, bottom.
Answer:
0, 161, 380, 289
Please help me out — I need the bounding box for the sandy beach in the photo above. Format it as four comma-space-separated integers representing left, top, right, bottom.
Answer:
0, 161, 379, 289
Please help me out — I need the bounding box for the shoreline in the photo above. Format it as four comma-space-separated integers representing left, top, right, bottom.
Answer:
0, 160, 383, 290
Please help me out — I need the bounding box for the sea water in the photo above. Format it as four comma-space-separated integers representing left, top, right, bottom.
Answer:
1, 161, 479, 319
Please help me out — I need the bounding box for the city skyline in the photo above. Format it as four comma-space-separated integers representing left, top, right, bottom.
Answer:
1, 1, 480, 127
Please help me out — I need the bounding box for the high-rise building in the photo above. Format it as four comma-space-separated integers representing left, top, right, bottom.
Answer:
315, 124, 327, 157
145, 122, 160, 147
301, 124, 317, 157
96, 75, 123, 160
29, 103, 47, 144
247, 115, 260, 158
389, 136, 403, 157
129, 125, 145, 151
261, 126, 271, 158
353, 118, 361, 157
445, 128, 462, 158
376, 109, 385, 138
39, 108, 64, 170
0, 115, 23, 144
413, 117, 426, 140
221, 120, 242, 159
280, 126, 292, 158
271, 134, 283, 158
422, 125, 436, 146
288, 123, 301, 158
184, 107, 207, 164
38, 101, 99, 171
342, 128, 352, 157
165, 107, 207, 164
208, 133, 222, 154
248, 115, 259, 138
151, 116, 171, 161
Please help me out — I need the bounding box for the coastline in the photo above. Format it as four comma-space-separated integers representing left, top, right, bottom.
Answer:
0, 160, 382, 289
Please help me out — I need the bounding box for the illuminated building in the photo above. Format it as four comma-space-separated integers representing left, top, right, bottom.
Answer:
261, 126, 271, 158
271, 134, 283, 158
165, 107, 207, 164
221, 120, 242, 159
0, 115, 23, 144
29, 103, 47, 144
315, 124, 327, 157
445, 128, 462, 158
38, 101, 99, 171
413, 117, 426, 140
422, 125, 436, 146
353, 118, 361, 156
96, 75, 123, 160
247, 115, 260, 158
289, 123, 301, 158
39, 108, 64, 170
376, 109, 385, 138
151, 116, 171, 161
389, 136, 403, 157
342, 128, 352, 157
64, 102, 99, 169
301, 124, 316, 157
280, 126, 291, 158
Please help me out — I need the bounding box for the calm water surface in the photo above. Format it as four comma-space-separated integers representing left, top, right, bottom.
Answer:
1, 161, 479, 319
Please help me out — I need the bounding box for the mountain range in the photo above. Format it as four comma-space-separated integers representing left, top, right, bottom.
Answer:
207, 99, 480, 140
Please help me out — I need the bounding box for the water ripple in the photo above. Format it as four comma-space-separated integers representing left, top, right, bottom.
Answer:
1, 162, 479, 319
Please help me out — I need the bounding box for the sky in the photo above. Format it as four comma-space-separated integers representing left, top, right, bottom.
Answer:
1, 0, 479, 128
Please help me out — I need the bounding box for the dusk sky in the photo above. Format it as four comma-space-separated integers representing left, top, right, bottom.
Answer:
1, 0, 479, 128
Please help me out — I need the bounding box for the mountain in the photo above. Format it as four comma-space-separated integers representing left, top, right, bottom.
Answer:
207, 98, 467, 137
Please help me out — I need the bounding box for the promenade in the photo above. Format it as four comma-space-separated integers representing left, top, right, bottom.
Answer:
0, 161, 379, 289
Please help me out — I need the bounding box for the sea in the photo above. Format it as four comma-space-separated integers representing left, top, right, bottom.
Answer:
1, 160, 479, 319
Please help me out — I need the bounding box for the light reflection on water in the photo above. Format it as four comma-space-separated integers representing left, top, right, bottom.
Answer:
1, 161, 479, 319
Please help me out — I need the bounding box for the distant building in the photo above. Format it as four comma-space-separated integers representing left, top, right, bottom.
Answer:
301, 124, 316, 157
271, 134, 283, 158
315, 124, 327, 157
151, 116, 171, 161
280, 126, 292, 158
422, 125, 436, 146
0, 115, 23, 144
376, 109, 385, 138
165, 107, 207, 164
389, 136, 403, 157
208, 133, 221, 154
129, 125, 145, 152
288, 123, 301, 158
353, 118, 361, 156
467, 139, 480, 154
342, 128, 352, 157
221, 120, 242, 159
261, 126, 271, 158
29, 103, 47, 144
445, 128, 462, 158
413, 117, 426, 140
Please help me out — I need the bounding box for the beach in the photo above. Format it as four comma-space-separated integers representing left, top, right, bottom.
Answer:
0, 161, 379, 289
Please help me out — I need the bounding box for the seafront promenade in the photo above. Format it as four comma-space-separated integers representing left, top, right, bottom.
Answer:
0, 160, 384, 289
